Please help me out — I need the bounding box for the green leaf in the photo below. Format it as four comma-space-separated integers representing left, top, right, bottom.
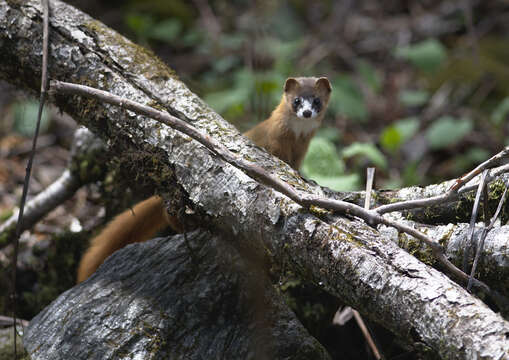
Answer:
315, 127, 341, 143
218, 34, 246, 50
203, 69, 255, 115
381, 116, 420, 152
329, 76, 368, 122
402, 161, 423, 186
213, 55, 240, 73
395, 117, 420, 140
13, 100, 51, 136
342, 142, 387, 169
380, 126, 402, 153
394, 39, 447, 72
301, 137, 345, 178
491, 97, 509, 125
204, 88, 248, 115
356, 60, 382, 93
180, 29, 203, 46
308, 174, 361, 191
255, 78, 280, 94
301, 137, 360, 191
148, 19, 182, 42
398, 90, 429, 107
426, 116, 473, 149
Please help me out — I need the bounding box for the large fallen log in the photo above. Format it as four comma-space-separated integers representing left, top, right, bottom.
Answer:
1, 0, 509, 358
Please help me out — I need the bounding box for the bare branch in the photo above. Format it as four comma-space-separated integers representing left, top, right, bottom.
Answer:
374, 161, 509, 216
449, 147, 509, 191
48, 80, 506, 309
467, 181, 509, 291
463, 170, 489, 272
0, 128, 106, 245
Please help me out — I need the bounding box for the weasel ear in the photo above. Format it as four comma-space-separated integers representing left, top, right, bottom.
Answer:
315, 77, 332, 93
284, 78, 299, 92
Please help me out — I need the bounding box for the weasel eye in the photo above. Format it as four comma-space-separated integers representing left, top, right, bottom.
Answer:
313, 98, 321, 107
293, 98, 301, 107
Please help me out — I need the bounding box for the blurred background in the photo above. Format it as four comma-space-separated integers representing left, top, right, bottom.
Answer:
3, 1, 509, 196
61, 0, 509, 191
2, 0, 509, 358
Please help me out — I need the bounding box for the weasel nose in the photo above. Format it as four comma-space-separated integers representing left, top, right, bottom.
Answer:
303, 110, 312, 118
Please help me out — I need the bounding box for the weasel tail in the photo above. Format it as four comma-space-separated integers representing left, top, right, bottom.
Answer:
77, 196, 172, 283
77, 76, 331, 283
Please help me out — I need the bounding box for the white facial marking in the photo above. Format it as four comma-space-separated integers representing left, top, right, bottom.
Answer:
290, 98, 320, 137
296, 99, 317, 119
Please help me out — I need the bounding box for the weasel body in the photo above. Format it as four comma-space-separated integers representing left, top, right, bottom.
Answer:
77, 77, 331, 283
244, 77, 331, 169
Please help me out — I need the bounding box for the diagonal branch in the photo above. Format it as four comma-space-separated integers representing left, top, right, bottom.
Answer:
463, 169, 489, 272
49, 80, 506, 310
467, 181, 509, 291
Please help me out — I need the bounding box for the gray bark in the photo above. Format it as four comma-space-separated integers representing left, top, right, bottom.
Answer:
373, 173, 509, 225
374, 173, 509, 297
2, 0, 509, 358
24, 231, 330, 360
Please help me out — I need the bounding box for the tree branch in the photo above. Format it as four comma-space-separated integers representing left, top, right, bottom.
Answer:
50, 80, 503, 305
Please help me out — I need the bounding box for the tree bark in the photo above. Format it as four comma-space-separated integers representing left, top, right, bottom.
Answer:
2, 1, 509, 358
24, 231, 331, 360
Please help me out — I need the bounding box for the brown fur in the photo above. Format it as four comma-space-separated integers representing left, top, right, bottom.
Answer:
76, 77, 331, 283
245, 77, 331, 169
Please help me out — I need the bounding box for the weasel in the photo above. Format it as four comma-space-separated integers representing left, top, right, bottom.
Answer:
76, 77, 331, 283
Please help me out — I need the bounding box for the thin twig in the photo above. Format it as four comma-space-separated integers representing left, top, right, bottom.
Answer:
0, 315, 29, 328
467, 182, 508, 291
374, 158, 509, 215
463, 170, 489, 272
353, 166, 382, 360
12, 0, 49, 356
449, 147, 509, 192
353, 310, 381, 360
482, 179, 490, 229
49, 80, 507, 309
364, 167, 375, 210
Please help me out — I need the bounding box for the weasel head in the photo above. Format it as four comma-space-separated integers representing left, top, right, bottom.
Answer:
283, 77, 332, 136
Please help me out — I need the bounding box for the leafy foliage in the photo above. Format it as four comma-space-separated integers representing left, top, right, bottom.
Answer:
426, 116, 473, 150
342, 142, 388, 170
398, 90, 429, 107
329, 75, 368, 122
301, 136, 360, 191
394, 39, 447, 73
380, 117, 420, 153
491, 97, 509, 125
114, 1, 509, 190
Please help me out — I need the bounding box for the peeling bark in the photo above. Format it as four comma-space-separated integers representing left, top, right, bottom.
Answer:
2, 1, 509, 358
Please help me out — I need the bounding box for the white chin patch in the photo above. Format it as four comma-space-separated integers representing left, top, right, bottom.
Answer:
290, 118, 320, 137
